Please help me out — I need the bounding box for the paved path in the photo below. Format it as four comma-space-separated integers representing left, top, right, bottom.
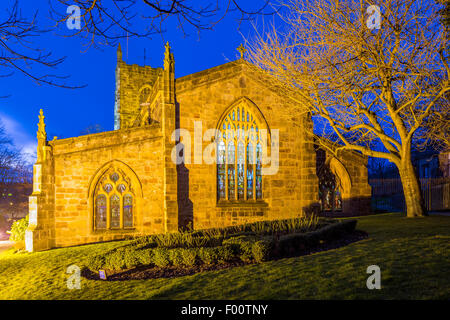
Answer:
0, 241, 13, 254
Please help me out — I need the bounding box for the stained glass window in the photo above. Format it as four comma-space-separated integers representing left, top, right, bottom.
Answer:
237, 142, 245, 199
110, 194, 120, 228
256, 143, 262, 199
123, 194, 133, 228
217, 102, 265, 201
93, 168, 136, 230
217, 141, 226, 199
227, 141, 235, 200
110, 172, 119, 183
95, 195, 107, 229
247, 143, 254, 199
103, 183, 113, 193
318, 164, 342, 212
117, 184, 126, 193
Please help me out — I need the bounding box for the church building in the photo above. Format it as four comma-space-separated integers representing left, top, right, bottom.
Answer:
25, 43, 371, 252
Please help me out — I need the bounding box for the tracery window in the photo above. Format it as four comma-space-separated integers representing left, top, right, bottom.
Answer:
318, 165, 342, 212
94, 168, 135, 230
217, 104, 264, 201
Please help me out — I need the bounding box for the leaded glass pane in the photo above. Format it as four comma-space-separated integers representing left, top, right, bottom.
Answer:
95, 195, 107, 229
318, 164, 342, 212
117, 184, 126, 193
123, 194, 133, 227
110, 194, 120, 228
237, 142, 245, 200
110, 172, 119, 183
256, 143, 262, 199
217, 141, 226, 199
247, 143, 254, 199
227, 141, 235, 200
103, 183, 113, 193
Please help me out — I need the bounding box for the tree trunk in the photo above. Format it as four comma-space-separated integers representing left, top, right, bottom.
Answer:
398, 155, 427, 217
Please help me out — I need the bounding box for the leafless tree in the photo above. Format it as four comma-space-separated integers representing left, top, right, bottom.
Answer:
0, 1, 83, 92
247, 0, 449, 217
49, 0, 275, 48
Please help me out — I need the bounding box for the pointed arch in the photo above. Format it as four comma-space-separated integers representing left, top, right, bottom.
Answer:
88, 160, 143, 231
327, 157, 352, 195
215, 97, 269, 201
215, 97, 271, 140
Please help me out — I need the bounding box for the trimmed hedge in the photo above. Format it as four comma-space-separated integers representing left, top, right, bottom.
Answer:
85, 219, 358, 273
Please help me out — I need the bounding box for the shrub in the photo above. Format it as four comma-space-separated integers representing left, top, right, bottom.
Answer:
252, 240, 273, 263
7, 215, 28, 242
86, 254, 106, 271
181, 248, 198, 266
105, 249, 127, 271
152, 248, 170, 268
123, 248, 140, 269
215, 245, 235, 263
169, 249, 184, 267
198, 247, 218, 265
136, 249, 153, 266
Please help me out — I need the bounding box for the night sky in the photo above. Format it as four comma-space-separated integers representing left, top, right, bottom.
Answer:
0, 1, 269, 162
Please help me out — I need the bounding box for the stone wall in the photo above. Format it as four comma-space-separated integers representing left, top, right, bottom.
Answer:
175, 60, 319, 229
49, 125, 165, 248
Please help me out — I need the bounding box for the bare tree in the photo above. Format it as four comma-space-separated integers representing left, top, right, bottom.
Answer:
49, 0, 275, 48
247, 0, 449, 217
0, 1, 83, 92
419, 93, 449, 152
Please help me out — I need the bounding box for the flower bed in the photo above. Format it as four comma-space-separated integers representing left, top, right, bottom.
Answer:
83, 217, 363, 280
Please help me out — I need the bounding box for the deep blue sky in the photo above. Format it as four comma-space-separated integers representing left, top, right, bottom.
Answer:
0, 1, 270, 162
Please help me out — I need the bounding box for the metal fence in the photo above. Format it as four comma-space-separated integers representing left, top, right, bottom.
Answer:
369, 178, 450, 212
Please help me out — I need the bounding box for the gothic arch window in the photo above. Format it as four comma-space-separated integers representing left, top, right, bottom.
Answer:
93, 167, 135, 230
217, 101, 265, 201
318, 164, 342, 212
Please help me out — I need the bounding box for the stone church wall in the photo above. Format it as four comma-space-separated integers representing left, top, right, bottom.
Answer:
49, 125, 165, 248
175, 62, 319, 229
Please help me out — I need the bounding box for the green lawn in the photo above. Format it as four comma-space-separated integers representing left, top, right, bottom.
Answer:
0, 212, 449, 299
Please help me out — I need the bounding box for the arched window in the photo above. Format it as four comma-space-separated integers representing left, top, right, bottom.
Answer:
93, 168, 135, 230
217, 103, 264, 201
318, 164, 342, 212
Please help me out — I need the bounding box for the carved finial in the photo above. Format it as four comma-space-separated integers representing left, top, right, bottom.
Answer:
164, 41, 174, 72
165, 41, 171, 56
117, 43, 122, 62
237, 44, 247, 59
37, 109, 46, 142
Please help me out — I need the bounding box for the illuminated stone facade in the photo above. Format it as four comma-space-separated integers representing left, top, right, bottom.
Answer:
25, 44, 371, 252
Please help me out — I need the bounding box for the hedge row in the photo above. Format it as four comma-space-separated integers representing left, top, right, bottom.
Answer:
131, 215, 329, 249
85, 219, 357, 273
86, 236, 272, 272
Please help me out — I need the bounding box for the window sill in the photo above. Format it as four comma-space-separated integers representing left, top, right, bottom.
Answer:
92, 228, 136, 235
216, 200, 268, 208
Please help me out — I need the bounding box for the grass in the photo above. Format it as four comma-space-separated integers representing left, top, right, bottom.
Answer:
0, 212, 449, 299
